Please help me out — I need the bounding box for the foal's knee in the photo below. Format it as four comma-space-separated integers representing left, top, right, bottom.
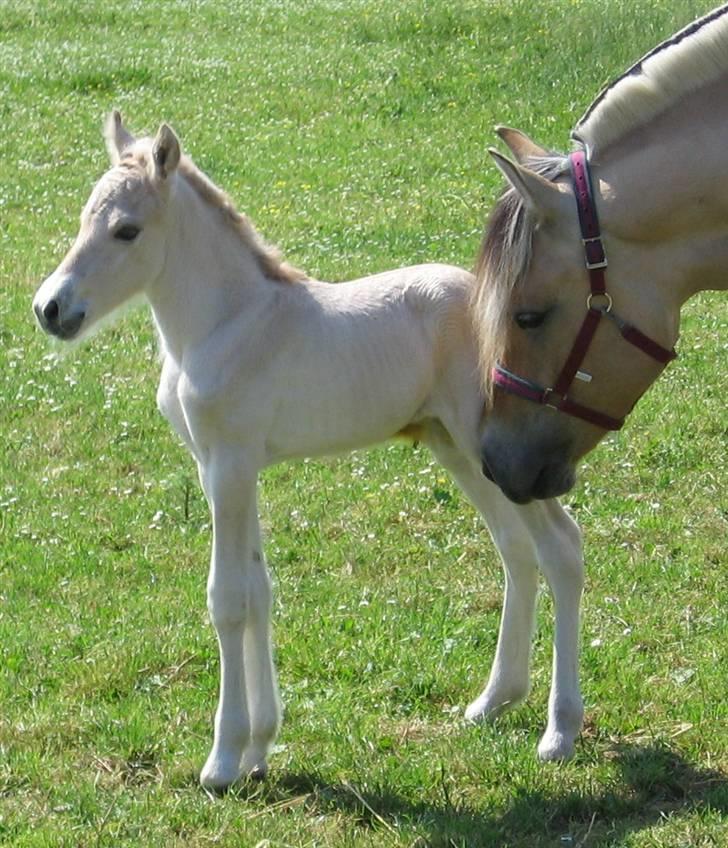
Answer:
207, 560, 273, 634
207, 581, 247, 633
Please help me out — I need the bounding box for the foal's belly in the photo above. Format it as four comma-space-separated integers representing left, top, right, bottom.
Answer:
263, 376, 427, 463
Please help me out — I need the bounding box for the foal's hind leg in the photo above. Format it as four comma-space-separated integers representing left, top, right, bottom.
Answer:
198, 453, 280, 790
425, 433, 584, 760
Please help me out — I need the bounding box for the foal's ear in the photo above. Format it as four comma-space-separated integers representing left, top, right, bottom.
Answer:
152, 123, 181, 180
489, 149, 569, 223
104, 110, 136, 164
495, 126, 549, 163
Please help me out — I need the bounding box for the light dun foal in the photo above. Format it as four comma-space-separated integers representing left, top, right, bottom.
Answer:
33, 114, 584, 790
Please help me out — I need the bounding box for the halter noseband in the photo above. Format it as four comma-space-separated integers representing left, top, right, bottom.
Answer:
492, 150, 677, 431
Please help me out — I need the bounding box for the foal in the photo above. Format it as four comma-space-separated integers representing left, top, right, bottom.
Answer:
33, 113, 584, 790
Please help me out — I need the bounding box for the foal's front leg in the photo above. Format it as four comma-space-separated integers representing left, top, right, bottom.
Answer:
524, 498, 584, 761
199, 454, 280, 790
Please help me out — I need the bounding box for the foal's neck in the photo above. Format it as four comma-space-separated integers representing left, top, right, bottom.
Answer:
147, 177, 274, 362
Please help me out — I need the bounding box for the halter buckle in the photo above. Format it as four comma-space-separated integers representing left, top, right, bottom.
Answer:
541, 387, 564, 411
582, 236, 608, 270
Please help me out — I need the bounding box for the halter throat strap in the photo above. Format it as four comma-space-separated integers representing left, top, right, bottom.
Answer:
492, 150, 677, 431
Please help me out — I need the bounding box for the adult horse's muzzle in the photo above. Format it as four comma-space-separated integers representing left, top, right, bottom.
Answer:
32, 277, 87, 340
480, 426, 577, 503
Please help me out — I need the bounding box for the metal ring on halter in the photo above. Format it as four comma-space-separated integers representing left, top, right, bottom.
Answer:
586, 291, 613, 312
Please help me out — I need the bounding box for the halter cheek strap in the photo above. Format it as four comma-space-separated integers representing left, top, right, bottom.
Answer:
492, 150, 677, 431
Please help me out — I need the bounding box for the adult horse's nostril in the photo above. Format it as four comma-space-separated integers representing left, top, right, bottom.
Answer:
42, 299, 60, 325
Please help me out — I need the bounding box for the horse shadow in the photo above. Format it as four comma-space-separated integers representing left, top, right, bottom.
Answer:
233, 742, 728, 847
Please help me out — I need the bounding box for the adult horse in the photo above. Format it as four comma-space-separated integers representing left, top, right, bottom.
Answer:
474, 3, 728, 504
33, 114, 584, 790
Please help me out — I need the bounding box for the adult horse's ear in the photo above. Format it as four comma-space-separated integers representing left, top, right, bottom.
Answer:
152, 124, 181, 180
495, 126, 549, 163
489, 148, 568, 223
104, 110, 135, 164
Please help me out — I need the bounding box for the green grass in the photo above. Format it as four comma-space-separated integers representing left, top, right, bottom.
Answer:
1, 1, 726, 845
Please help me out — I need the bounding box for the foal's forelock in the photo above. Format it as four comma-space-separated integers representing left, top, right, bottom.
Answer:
472, 154, 569, 401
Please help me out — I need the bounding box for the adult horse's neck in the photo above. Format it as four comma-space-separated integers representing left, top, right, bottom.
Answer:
590, 71, 728, 301
147, 176, 275, 363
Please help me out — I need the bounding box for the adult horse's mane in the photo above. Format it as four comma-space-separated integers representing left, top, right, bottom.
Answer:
120, 147, 308, 284
575, 2, 728, 157
472, 3, 728, 397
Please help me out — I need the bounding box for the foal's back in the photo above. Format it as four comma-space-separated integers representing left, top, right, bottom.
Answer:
177, 263, 478, 464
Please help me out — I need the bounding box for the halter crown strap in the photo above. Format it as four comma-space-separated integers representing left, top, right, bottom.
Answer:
570, 151, 608, 282
547, 152, 610, 398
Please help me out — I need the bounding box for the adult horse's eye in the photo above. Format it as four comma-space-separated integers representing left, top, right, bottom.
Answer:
515, 310, 547, 330
114, 224, 141, 242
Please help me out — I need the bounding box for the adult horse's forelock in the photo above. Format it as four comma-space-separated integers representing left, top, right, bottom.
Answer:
471, 186, 529, 403
471, 153, 568, 402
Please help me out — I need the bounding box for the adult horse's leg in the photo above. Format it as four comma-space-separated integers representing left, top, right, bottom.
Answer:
425, 431, 584, 760
198, 453, 280, 790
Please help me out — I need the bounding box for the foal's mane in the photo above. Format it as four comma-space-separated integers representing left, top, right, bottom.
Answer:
121, 146, 307, 284
575, 3, 728, 157
177, 157, 308, 283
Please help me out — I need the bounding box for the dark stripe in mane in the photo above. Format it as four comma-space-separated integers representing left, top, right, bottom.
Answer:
574, 2, 728, 140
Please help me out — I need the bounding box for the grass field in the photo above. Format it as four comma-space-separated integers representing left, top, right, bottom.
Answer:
1, 1, 726, 846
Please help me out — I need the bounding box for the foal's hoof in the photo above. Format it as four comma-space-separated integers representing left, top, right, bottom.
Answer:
241, 750, 268, 782
464, 688, 527, 722
537, 730, 577, 762
247, 763, 268, 782
200, 755, 241, 793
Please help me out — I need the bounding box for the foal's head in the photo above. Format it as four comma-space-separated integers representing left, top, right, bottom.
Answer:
33, 112, 181, 340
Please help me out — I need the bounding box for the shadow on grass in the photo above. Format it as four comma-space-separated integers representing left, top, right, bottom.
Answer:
238, 743, 727, 847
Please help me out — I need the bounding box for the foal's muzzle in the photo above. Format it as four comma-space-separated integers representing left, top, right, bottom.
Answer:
33, 283, 87, 340
33, 298, 85, 340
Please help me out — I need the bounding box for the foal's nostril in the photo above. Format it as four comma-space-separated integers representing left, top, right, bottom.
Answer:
42, 299, 60, 325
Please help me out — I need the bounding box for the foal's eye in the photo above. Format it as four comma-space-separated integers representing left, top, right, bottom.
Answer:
114, 224, 141, 242
515, 310, 547, 330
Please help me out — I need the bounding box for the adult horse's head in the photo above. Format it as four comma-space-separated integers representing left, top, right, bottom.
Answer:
473, 127, 682, 504
473, 5, 728, 504
33, 111, 181, 340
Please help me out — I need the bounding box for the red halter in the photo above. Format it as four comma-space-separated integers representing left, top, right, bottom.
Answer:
492, 150, 677, 431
